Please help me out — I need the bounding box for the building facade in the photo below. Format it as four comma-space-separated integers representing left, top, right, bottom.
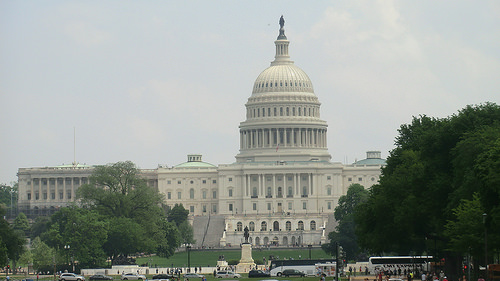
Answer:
17, 18, 385, 247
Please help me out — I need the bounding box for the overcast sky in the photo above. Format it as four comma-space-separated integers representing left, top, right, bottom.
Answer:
1, 1, 499, 184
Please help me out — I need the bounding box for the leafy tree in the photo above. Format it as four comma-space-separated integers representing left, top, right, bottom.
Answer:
31, 237, 55, 271
77, 161, 181, 261
167, 204, 189, 226
0, 206, 25, 267
13, 212, 30, 234
355, 103, 500, 279
41, 207, 108, 268
0, 182, 18, 218
323, 184, 368, 260
31, 216, 51, 238
178, 220, 196, 245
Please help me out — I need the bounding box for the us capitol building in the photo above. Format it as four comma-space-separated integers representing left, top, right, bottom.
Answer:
17, 17, 385, 248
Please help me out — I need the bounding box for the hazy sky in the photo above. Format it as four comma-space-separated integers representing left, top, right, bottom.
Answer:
1, 1, 499, 184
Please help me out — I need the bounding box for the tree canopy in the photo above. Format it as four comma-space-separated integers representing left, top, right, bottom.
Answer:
354, 103, 500, 277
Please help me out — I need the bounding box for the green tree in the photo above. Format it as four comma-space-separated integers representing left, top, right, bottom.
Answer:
178, 220, 196, 245
323, 184, 368, 260
13, 212, 30, 234
167, 204, 189, 226
41, 207, 108, 268
355, 103, 500, 278
0, 182, 18, 218
77, 161, 180, 261
31, 237, 55, 271
0, 206, 25, 268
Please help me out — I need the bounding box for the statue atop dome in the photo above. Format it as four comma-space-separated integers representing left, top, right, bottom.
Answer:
278, 15, 287, 40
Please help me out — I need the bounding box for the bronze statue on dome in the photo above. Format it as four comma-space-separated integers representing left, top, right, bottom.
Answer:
279, 15, 285, 29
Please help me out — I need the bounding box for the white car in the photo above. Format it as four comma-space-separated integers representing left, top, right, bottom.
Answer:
121, 273, 146, 280
215, 271, 241, 278
59, 273, 85, 281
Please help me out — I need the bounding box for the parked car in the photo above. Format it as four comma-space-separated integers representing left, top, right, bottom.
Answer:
121, 273, 146, 280
59, 273, 85, 281
152, 274, 174, 280
183, 273, 204, 279
89, 275, 113, 281
215, 271, 241, 278
279, 269, 305, 277
248, 270, 270, 278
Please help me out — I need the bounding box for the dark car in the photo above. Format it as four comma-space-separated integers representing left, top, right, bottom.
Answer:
89, 275, 113, 281
248, 270, 270, 278
280, 269, 305, 277
152, 275, 174, 280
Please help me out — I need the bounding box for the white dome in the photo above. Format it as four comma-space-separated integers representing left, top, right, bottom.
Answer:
252, 64, 314, 95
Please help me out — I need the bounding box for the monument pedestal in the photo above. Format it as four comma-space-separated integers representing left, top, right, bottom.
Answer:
236, 243, 255, 273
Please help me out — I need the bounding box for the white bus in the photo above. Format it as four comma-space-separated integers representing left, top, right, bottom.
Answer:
269, 259, 336, 277
368, 256, 433, 275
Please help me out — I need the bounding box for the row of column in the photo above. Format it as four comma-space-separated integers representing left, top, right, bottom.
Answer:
240, 128, 327, 150
26, 177, 86, 201
242, 173, 313, 198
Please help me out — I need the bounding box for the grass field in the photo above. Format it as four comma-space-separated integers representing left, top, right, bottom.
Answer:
136, 248, 333, 267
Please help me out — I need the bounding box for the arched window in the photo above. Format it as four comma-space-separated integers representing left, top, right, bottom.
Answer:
286, 221, 291, 231
228, 188, 233, 197
273, 221, 279, 231
249, 221, 255, 231
277, 186, 282, 197
310, 220, 316, 230
237, 222, 243, 231
261, 221, 267, 231
252, 187, 258, 197
287, 186, 293, 197
327, 187, 332, 195
189, 188, 194, 199
298, 221, 304, 230
255, 237, 260, 245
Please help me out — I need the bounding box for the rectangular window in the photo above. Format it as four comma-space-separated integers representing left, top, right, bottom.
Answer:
177, 192, 181, 199
167, 192, 171, 199
267, 203, 271, 211
213, 180, 217, 184
212, 204, 217, 213
253, 203, 257, 210
288, 202, 292, 210
202, 191, 207, 199
327, 176, 331, 180
43, 193, 47, 199
327, 202, 332, 210
348, 177, 352, 181
358, 177, 363, 182
190, 206, 194, 213
229, 189, 233, 197
203, 180, 206, 184
167, 180, 171, 184
59, 192, 63, 199
178, 181, 181, 184
213, 191, 217, 199
27, 193, 31, 200
229, 204, 233, 211
51, 192, 55, 199
67, 192, 71, 199
302, 202, 307, 209
202, 205, 207, 212
229, 177, 232, 182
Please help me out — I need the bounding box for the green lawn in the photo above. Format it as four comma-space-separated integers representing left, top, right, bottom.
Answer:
136, 248, 333, 268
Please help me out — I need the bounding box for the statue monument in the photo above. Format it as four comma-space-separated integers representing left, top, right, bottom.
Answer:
236, 226, 255, 272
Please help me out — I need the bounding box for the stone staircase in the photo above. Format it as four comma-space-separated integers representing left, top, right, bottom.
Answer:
192, 215, 225, 248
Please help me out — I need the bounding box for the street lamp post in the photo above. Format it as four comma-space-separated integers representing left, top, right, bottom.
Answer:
187, 245, 191, 273
483, 213, 488, 280
308, 245, 312, 260
64, 245, 70, 267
